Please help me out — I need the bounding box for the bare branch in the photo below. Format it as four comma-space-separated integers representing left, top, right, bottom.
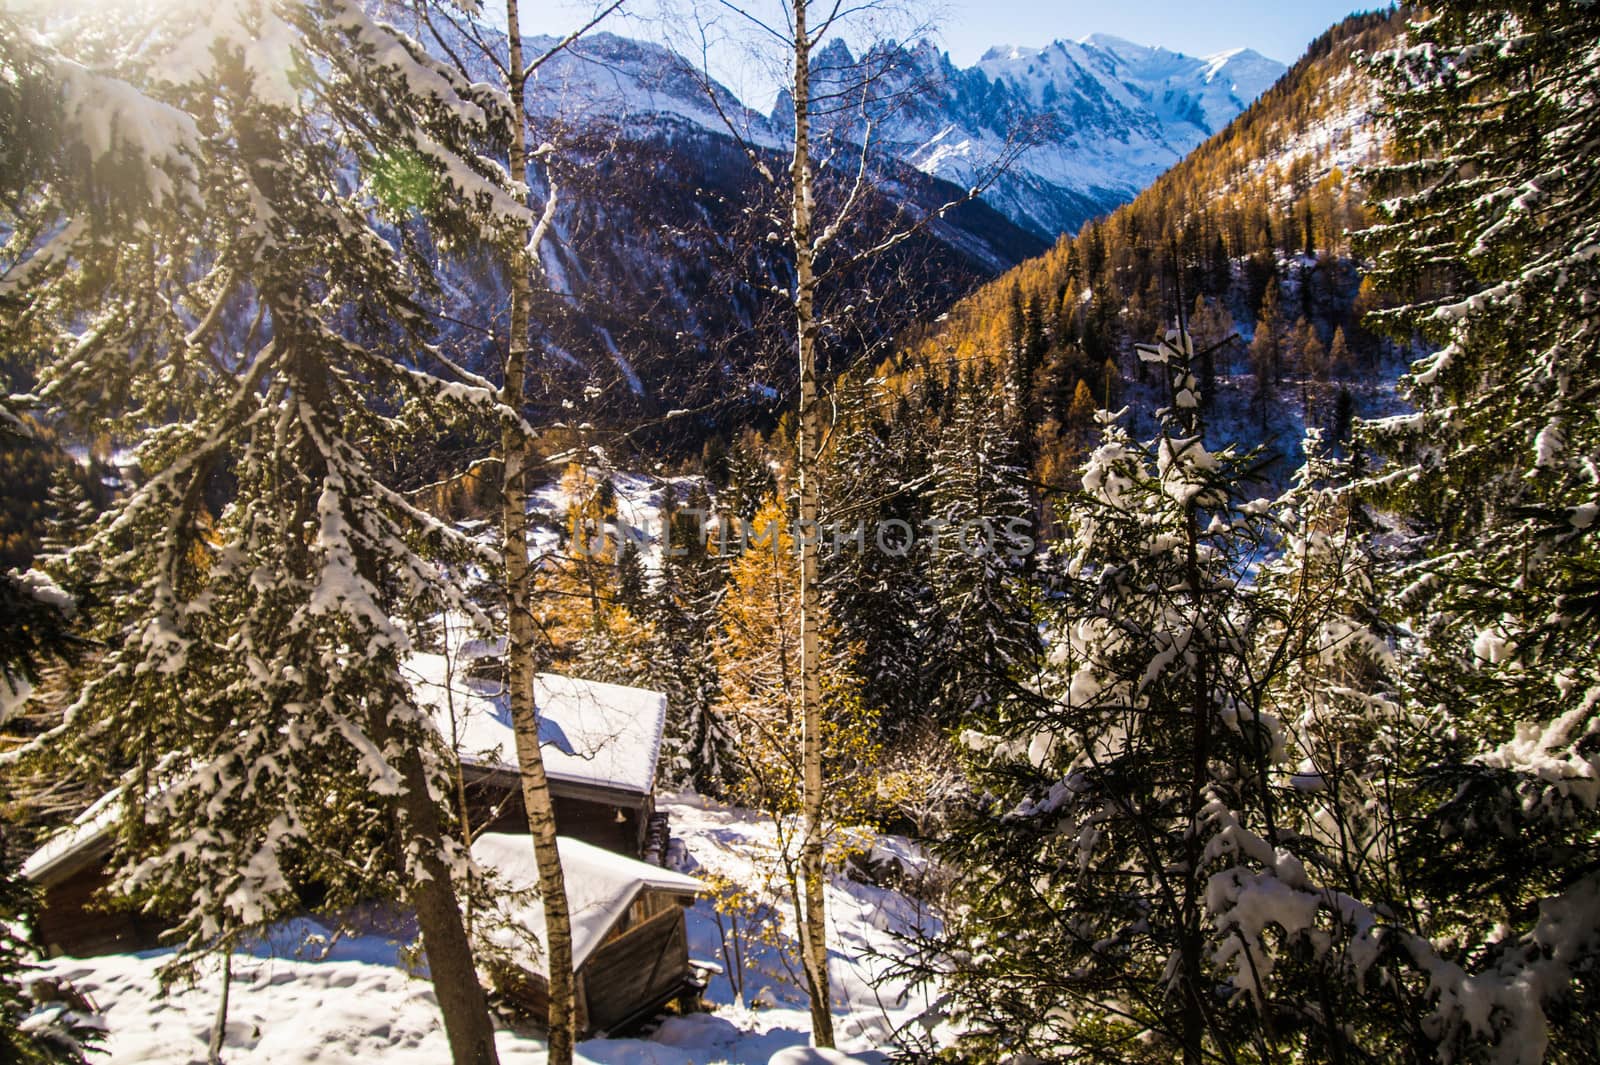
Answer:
522, 0, 629, 85
803, 0, 849, 48
672, 35, 779, 185
817, 127, 1036, 283
409, 0, 506, 83
812, 112, 873, 253
713, 0, 793, 48
527, 168, 559, 260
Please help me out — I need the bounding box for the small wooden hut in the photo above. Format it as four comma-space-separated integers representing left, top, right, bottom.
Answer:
472, 832, 709, 1036
22, 788, 162, 956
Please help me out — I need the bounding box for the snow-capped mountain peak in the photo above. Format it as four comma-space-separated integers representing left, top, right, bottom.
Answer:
404, 5, 1283, 242
980, 43, 1040, 63
781, 33, 1285, 237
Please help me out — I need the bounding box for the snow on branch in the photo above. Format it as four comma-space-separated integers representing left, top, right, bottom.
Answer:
53, 59, 202, 206
326, 0, 493, 131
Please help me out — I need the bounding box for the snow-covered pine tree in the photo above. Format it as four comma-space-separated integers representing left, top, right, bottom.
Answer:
722, 430, 779, 523
923, 367, 1040, 726
1354, 3, 1600, 1055
0, 430, 77, 732
1197, 431, 1426, 1059
615, 539, 646, 614
930, 330, 1303, 1062
1, 2, 530, 1060
37, 466, 96, 559
1160, 423, 1600, 1064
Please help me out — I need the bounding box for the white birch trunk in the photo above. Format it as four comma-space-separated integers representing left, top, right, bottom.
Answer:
501, 2, 578, 1060
789, 0, 835, 1046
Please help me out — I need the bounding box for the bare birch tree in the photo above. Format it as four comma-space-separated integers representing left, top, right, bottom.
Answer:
672, 0, 1032, 1045
404, 2, 623, 1061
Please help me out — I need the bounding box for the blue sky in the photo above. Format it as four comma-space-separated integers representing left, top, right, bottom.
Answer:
937, 1, 1379, 67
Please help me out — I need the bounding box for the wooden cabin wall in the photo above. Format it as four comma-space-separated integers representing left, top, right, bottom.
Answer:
582, 905, 690, 1033
463, 776, 645, 857
38, 865, 168, 957
553, 795, 641, 857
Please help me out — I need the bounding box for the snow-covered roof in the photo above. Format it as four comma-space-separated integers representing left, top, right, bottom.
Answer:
405, 655, 668, 798
21, 785, 123, 886
472, 832, 707, 973
24, 666, 667, 887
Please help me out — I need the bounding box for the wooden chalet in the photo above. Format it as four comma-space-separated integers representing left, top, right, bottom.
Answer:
473, 833, 709, 1036
22, 667, 713, 1035
405, 657, 672, 861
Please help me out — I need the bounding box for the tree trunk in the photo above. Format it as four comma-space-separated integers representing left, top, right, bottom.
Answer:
380, 709, 505, 1065
501, 3, 579, 1060
789, 0, 835, 1047
208, 946, 231, 1064
444, 624, 477, 938
1181, 490, 1210, 1065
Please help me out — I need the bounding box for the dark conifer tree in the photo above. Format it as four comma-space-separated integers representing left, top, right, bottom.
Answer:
918, 332, 1416, 1063
0, 834, 100, 1064
722, 430, 777, 523
819, 378, 936, 739
1355, 2, 1600, 1052
615, 539, 647, 614
923, 369, 1040, 725
648, 484, 730, 792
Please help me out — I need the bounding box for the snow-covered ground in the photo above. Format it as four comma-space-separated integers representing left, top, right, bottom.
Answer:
31, 795, 945, 1064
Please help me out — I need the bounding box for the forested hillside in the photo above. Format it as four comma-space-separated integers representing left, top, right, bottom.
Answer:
869, 9, 1407, 494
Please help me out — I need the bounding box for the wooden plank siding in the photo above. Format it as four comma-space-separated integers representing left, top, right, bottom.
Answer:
462, 767, 652, 858
582, 905, 691, 1033
484, 890, 698, 1036
38, 865, 167, 957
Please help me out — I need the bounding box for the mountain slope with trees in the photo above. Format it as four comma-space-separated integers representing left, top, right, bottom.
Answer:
871, 9, 1408, 497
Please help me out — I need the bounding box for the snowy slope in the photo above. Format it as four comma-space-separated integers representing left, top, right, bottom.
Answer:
32, 794, 940, 1063
518, 32, 782, 148
1234, 66, 1383, 203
